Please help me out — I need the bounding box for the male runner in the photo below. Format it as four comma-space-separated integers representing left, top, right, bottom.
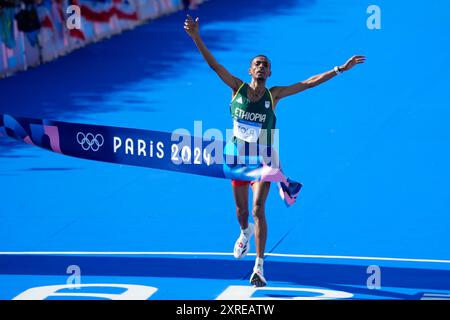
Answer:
184, 15, 365, 287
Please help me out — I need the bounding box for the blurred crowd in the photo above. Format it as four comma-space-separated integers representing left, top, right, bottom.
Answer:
1, 0, 202, 77
1, 0, 197, 9
0, 0, 44, 8
0, 0, 43, 38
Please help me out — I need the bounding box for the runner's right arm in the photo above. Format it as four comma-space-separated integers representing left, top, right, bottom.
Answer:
184, 15, 243, 93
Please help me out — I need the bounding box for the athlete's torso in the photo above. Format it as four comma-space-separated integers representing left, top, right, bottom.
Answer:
229, 83, 276, 146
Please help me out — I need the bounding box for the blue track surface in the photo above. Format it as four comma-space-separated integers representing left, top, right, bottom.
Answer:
1, 0, 450, 300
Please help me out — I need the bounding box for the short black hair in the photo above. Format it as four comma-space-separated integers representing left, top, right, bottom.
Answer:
250, 55, 271, 66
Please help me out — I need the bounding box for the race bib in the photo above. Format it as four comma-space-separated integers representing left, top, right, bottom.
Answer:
233, 118, 262, 143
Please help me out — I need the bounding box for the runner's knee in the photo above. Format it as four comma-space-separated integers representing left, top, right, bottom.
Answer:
236, 207, 249, 218
252, 204, 265, 220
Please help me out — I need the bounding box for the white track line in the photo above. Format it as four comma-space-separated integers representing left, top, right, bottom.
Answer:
0, 251, 449, 264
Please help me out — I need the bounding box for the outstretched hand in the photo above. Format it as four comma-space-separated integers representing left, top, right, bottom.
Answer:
340, 55, 366, 71
184, 15, 199, 38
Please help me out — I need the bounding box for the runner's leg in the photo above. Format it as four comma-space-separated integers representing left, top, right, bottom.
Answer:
250, 181, 270, 258
232, 182, 249, 229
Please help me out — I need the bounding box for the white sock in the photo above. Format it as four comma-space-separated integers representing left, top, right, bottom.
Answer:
254, 257, 264, 272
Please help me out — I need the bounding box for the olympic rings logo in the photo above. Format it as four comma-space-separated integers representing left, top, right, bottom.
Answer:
76, 132, 104, 152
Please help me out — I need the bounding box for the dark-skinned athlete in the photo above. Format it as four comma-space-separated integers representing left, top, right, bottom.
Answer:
184, 15, 366, 287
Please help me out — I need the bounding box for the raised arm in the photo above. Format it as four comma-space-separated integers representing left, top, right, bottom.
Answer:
184, 15, 242, 92
270, 55, 366, 104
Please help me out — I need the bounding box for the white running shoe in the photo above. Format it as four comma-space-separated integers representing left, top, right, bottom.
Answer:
250, 269, 267, 287
233, 223, 254, 259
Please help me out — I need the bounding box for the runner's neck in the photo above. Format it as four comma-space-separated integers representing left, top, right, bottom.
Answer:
249, 79, 266, 92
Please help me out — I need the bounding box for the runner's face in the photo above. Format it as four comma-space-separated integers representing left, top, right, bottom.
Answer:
249, 57, 271, 81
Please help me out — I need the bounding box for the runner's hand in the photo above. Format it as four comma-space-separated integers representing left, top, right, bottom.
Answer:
340, 55, 366, 71
184, 15, 199, 38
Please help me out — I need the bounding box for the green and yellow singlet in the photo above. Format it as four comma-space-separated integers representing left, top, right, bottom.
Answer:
229, 83, 276, 146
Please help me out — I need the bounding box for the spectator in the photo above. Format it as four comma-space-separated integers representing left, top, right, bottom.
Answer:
182, 0, 198, 10
0, 2, 17, 48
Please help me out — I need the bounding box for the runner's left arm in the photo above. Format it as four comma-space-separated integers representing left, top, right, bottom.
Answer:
270, 55, 366, 103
